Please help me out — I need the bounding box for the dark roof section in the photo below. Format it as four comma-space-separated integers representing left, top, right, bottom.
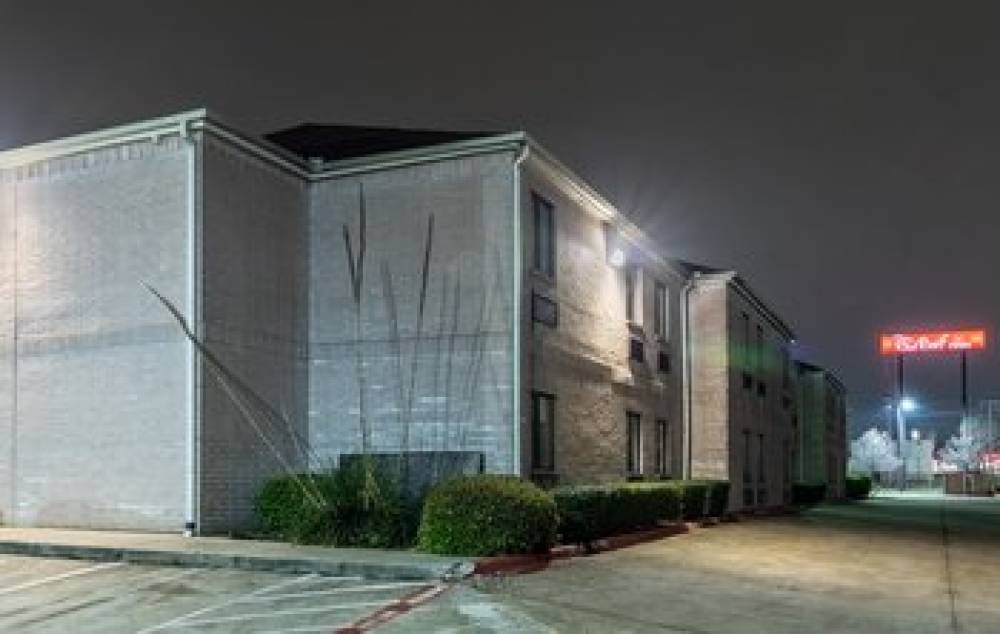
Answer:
676, 259, 728, 276
264, 124, 497, 162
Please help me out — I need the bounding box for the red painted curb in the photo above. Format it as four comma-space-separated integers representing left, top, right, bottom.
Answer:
336, 583, 450, 633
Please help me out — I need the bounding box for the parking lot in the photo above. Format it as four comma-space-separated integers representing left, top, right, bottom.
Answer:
0, 555, 441, 632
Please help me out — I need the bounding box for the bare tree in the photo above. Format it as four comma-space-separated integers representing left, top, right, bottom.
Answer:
941, 422, 990, 472
849, 428, 901, 475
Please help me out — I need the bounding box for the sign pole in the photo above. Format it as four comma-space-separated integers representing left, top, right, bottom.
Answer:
961, 350, 968, 418
897, 354, 906, 490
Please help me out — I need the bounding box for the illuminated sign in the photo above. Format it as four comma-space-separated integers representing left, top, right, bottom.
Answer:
879, 330, 986, 355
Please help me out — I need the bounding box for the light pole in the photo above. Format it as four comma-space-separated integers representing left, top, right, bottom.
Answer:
897, 396, 917, 489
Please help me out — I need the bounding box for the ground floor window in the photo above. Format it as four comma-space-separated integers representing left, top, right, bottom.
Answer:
743, 430, 754, 506
531, 392, 555, 472
627, 411, 642, 476
655, 419, 669, 476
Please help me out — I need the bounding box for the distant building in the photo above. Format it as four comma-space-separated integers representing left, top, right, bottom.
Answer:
686, 270, 798, 509
795, 361, 847, 498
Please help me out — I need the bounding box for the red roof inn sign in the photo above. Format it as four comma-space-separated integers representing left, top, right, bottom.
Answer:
879, 330, 987, 355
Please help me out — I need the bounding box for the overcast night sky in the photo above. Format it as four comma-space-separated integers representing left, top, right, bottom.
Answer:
2, 1, 999, 439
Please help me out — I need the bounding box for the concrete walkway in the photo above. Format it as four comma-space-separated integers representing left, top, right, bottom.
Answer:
0, 528, 472, 581
391, 493, 1000, 633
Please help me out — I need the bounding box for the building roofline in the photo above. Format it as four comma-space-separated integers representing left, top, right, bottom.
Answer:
691, 269, 797, 341
795, 360, 846, 392
522, 137, 690, 282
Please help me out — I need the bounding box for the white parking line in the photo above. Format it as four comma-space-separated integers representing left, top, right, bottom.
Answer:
254, 626, 352, 634
0, 562, 123, 596
138, 572, 322, 632
233, 580, 429, 602
179, 600, 392, 627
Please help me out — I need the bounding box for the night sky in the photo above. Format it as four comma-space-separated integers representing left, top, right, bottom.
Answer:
3, 1, 998, 439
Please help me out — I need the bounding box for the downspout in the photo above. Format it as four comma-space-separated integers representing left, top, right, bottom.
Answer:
681, 274, 696, 480
179, 118, 200, 536
511, 141, 530, 476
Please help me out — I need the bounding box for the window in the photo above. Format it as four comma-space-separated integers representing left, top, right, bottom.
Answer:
741, 313, 752, 389
533, 193, 555, 277
657, 350, 671, 374
653, 281, 668, 339
531, 293, 558, 328
531, 392, 556, 471
756, 325, 765, 396
626, 411, 642, 475
625, 265, 638, 323
655, 419, 669, 475
629, 337, 645, 363
758, 434, 766, 483
742, 430, 754, 506
781, 346, 791, 390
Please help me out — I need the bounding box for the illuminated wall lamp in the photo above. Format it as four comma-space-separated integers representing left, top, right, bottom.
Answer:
604, 221, 626, 268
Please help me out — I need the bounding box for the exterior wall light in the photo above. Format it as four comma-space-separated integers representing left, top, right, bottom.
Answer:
604, 221, 626, 268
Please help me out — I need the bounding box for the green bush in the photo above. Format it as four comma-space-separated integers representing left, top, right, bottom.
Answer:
674, 482, 708, 520
254, 460, 410, 547
698, 480, 731, 517
791, 482, 827, 506
418, 475, 558, 556
553, 482, 682, 546
845, 475, 872, 500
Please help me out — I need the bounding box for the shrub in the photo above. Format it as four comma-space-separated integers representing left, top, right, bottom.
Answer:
553, 482, 682, 546
418, 475, 558, 556
254, 460, 410, 547
698, 480, 731, 517
845, 475, 872, 500
674, 481, 708, 520
791, 482, 827, 506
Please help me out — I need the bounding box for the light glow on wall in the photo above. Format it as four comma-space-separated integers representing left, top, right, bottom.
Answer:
879, 329, 986, 355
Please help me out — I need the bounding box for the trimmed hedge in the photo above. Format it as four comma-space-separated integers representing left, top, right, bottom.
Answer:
554, 483, 682, 546
418, 475, 558, 556
675, 482, 708, 520
846, 475, 872, 500
791, 482, 827, 506
254, 460, 410, 547
696, 480, 731, 517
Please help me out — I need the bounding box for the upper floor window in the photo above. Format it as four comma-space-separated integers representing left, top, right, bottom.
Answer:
532, 193, 555, 278
625, 265, 638, 323
654, 281, 668, 339
781, 346, 791, 390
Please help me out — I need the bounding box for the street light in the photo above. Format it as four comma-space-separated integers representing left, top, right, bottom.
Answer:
899, 397, 918, 413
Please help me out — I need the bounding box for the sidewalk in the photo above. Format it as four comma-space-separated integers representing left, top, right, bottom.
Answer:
0, 527, 472, 581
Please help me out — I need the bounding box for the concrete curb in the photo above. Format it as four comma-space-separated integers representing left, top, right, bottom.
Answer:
0, 539, 472, 582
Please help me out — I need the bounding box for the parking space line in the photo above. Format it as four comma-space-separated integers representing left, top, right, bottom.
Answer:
0, 562, 123, 596
179, 601, 392, 627
233, 580, 429, 603
138, 572, 322, 632
254, 625, 352, 634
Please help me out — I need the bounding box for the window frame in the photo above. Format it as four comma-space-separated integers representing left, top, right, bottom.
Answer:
653, 280, 668, 339
531, 391, 556, 472
626, 411, 642, 476
532, 192, 556, 279
655, 419, 669, 476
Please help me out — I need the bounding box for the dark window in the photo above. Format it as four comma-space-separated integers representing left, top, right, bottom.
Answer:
758, 434, 766, 483
781, 346, 791, 390
627, 411, 642, 475
654, 281, 668, 339
755, 324, 764, 374
658, 350, 671, 373
743, 372, 753, 390
629, 337, 645, 363
531, 392, 556, 472
743, 430, 753, 506
757, 381, 767, 398
625, 265, 638, 322
655, 419, 669, 475
533, 193, 555, 278
531, 293, 558, 327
